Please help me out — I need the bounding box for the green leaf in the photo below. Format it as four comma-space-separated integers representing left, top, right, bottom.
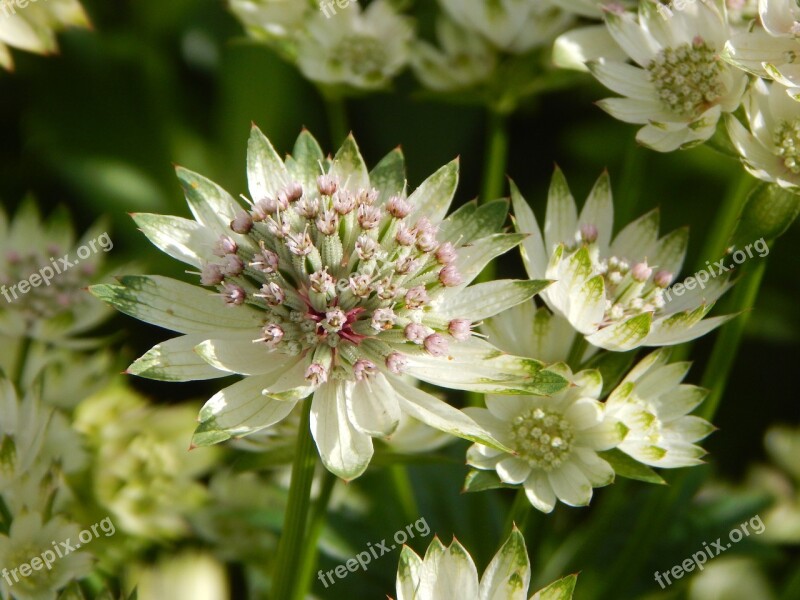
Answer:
408, 158, 459, 223
192, 418, 232, 447
730, 183, 800, 249
176, 166, 241, 234
440, 198, 509, 243
439, 279, 552, 321
369, 147, 406, 205
247, 125, 289, 201
531, 574, 578, 600
598, 449, 666, 485
330, 134, 369, 191
287, 129, 325, 193
463, 469, 516, 493
583, 350, 639, 397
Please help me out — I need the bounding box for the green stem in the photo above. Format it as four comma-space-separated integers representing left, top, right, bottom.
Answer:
323, 94, 349, 148
615, 138, 647, 225
566, 335, 588, 371
294, 470, 337, 600
390, 464, 419, 525
12, 336, 31, 390
695, 172, 753, 272
502, 488, 532, 537
271, 396, 317, 600
480, 110, 509, 205
698, 257, 768, 420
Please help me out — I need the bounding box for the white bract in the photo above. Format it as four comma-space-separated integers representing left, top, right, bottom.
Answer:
228, 0, 308, 43
583, 2, 747, 151
511, 168, 735, 351
438, 0, 573, 54
0, 0, 89, 70
91, 127, 566, 481
395, 529, 576, 600
296, 0, 412, 90
606, 349, 714, 468
0, 512, 92, 600
724, 0, 800, 101
727, 78, 800, 190
466, 364, 625, 512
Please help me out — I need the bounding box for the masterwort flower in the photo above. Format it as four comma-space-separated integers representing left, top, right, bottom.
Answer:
727, 79, 800, 191
584, 1, 747, 151
91, 126, 566, 480
511, 168, 735, 351
438, 0, 572, 55
466, 364, 625, 512
0, 511, 92, 600
724, 0, 800, 101
395, 527, 577, 599
0, 0, 89, 70
606, 349, 714, 468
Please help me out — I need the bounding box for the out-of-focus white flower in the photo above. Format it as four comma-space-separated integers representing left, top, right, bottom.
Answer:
91, 126, 566, 481
466, 365, 625, 512
296, 0, 412, 90
131, 552, 229, 600
411, 17, 498, 91
382, 411, 456, 454
74, 384, 219, 540
395, 528, 577, 600
728, 79, 800, 190
550, 0, 635, 19
512, 168, 734, 351
438, 0, 573, 54
606, 349, 713, 468
228, 0, 309, 44
0, 512, 92, 600
724, 0, 800, 101
0, 0, 89, 70
580, 2, 748, 151
725, 0, 759, 25
688, 557, 776, 600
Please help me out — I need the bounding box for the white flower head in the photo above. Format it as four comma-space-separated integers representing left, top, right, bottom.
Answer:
466, 365, 626, 513
586, 1, 748, 151
411, 17, 498, 91
727, 78, 800, 190
229, 0, 309, 43
395, 529, 577, 600
0, 0, 89, 70
606, 349, 714, 468
438, 0, 573, 55
91, 126, 567, 481
0, 512, 92, 600
511, 168, 735, 351
296, 0, 413, 90
550, 0, 635, 19
724, 0, 800, 101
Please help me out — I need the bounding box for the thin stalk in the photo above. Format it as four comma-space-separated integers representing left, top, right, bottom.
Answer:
615, 138, 647, 225
294, 470, 337, 600
566, 335, 589, 371
271, 396, 316, 600
324, 95, 349, 148
695, 173, 753, 271
502, 488, 532, 537
390, 464, 419, 525
12, 336, 31, 390
480, 110, 509, 205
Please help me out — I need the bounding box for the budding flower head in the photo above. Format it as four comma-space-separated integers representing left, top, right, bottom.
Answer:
448, 319, 472, 341
631, 261, 653, 282
653, 270, 672, 288
424, 334, 449, 357
579, 223, 598, 244
436, 242, 457, 265
353, 359, 377, 381
317, 174, 338, 196
230, 211, 253, 234
439, 264, 463, 287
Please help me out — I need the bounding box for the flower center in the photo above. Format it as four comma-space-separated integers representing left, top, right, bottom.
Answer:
510, 407, 574, 471
647, 38, 724, 118
331, 35, 388, 79
774, 119, 800, 174
597, 256, 668, 325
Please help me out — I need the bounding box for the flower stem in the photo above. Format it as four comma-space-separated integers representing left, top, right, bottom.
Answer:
390, 464, 419, 525
271, 396, 317, 600
324, 94, 349, 148
502, 488, 532, 537
293, 469, 337, 600
11, 336, 31, 390
566, 335, 588, 371
480, 110, 509, 206
614, 138, 648, 225
695, 172, 753, 271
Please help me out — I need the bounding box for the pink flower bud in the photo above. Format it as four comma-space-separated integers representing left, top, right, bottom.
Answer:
404, 322, 428, 344
251, 246, 279, 274
222, 254, 245, 276
261, 323, 284, 346
386, 352, 407, 374
424, 334, 449, 357
439, 264, 463, 287
580, 223, 598, 244
305, 363, 328, 385
386, 195, 412, 218
213, 235, 238, 257
631, 261, 653, 282
435, 242, 457, 265
230, 211, 253, 234
448, 319, 472, 341
653, 270, 673, 288
395, 224, 417, 246
222, 282, 246, 305
353, 359, 377, 381
371, 308, 396, 331
317, 174, 338, 196
200, 263, 224, 286
257, 282, 285, 306
404, 285, 429, 309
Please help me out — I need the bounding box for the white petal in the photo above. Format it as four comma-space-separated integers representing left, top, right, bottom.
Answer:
346, 373, 401, 437
548, 461, 593, 506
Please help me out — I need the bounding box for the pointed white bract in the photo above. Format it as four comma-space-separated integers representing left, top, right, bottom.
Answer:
606, 349, 714, 468
466, 365, 625, 513
0, 0, 89, 70
511, 168, 735, 352
91, 127, 567, 481
728, 78, 800, 190
395, 529, 577, 600
724, 0, 800, 101
571, 2, 748, 151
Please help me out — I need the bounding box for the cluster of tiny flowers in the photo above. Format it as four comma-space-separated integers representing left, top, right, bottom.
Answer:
332, 36, 389, 81
774, 119, 800, 174
647, 37, 724, 117
199, 174, 472, 384
510, 407, 575, 471
0, 248, 94, 320
570, 225, 669, 325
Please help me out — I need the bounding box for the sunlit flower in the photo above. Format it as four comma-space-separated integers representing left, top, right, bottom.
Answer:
727, 79, 800, 191
91, 126, 566, 480
724, 0, 800, 101
606, 349, 713, 468
0, 0, 89, 70
511, 168, 735, 351
228, 0, 308, 46
0, 511, 92, 600
395, 528, 577, 600
584, 2, 747, 151
466, 364, 625, 512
